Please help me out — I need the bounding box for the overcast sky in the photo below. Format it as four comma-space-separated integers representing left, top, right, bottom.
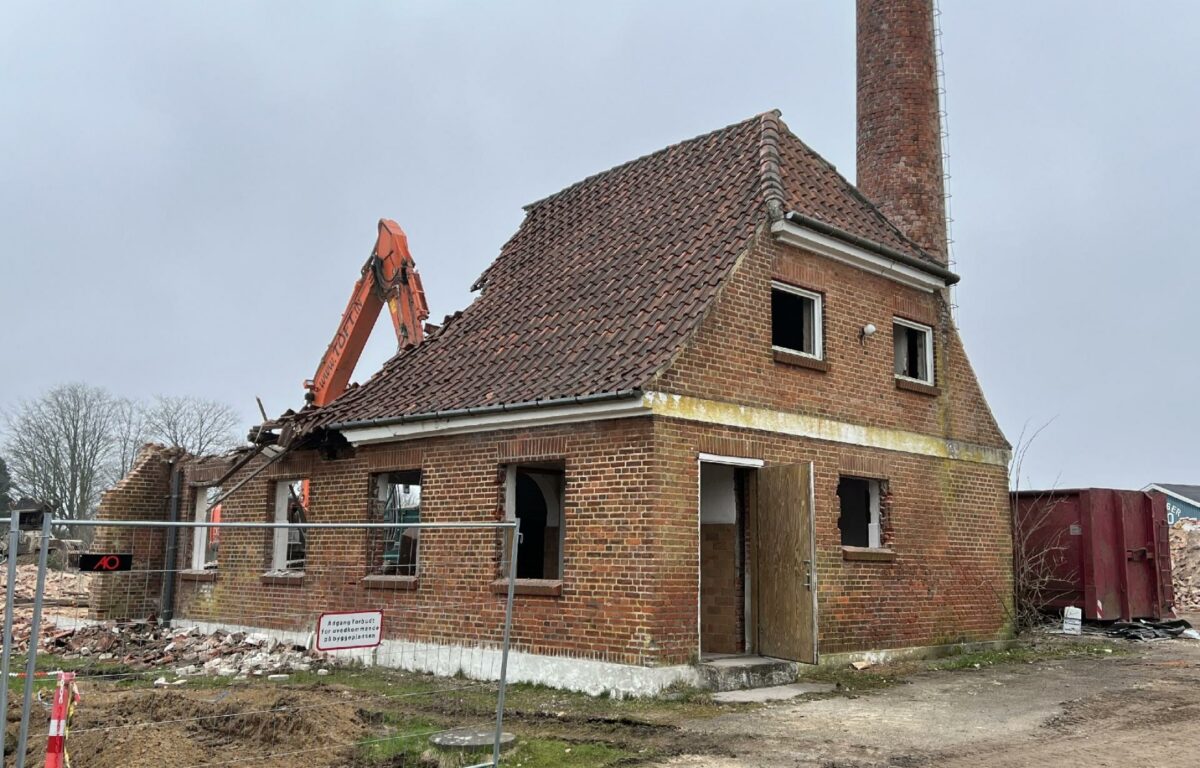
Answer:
2, 2, 1196, 490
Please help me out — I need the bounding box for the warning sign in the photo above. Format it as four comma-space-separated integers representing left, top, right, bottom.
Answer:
316, 610, 384, 651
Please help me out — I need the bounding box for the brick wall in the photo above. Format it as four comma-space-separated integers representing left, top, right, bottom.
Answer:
655, 419, 1012, 655
857, 0, 948, 262
700, 523, 741, 654
89, 444, 178, 620
651, 227, 1007, 450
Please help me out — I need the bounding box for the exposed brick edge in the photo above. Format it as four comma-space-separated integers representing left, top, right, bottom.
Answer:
841, 547, 897, 562
260, 572, 305, 587
895, 378, 940, 397
492, 579, 563, 597
773, 349, 829, 372
361, 575, 419, 591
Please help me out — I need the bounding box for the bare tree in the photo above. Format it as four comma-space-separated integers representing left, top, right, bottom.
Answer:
1009, 420, 1075, 633
143, 395, 241, 455
108, 397, 150, 484
3, 383, 118, 524
0, 455, 12, 514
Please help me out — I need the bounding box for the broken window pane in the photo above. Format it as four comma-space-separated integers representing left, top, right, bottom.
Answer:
192, 486, 220, 570
771, 284, 821, 358
838, 476, 882, 548
372, 470, 421, 576
506, 465, 565, 580
272, 479, 307, 571
893, 320, 932, 383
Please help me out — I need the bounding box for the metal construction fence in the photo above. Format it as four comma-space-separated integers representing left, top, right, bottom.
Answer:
0, 514, 520, 768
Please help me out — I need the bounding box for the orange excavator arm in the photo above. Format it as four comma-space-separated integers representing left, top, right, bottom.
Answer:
304, 219, 429, 407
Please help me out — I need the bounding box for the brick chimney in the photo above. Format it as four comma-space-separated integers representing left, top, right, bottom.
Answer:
857, 0, 948, 263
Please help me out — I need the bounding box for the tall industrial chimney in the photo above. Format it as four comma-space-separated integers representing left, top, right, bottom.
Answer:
856, 0, 948, 264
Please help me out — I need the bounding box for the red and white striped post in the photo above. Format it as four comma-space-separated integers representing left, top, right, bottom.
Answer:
44, 671, 79, 768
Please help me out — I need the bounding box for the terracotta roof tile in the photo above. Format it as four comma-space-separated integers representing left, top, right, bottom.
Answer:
299, 112, 935, 430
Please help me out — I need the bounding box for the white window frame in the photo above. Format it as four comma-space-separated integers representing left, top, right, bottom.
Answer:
770, 282, 824, 361
504, 464, 566, 581
272, 480, 306, 572
373, 471, 422, 575
191, 486, 220, 571
893, 317, 935, 385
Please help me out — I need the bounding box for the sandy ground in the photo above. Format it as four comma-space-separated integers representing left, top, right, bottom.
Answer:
654, 634, 1200, 768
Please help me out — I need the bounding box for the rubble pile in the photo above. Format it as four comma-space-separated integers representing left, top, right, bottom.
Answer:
0, 563, 92, 604
1171, 520, 1200, 613
43, 623, 331, 678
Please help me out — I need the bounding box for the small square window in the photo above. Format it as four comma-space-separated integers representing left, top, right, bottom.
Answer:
191, 486, 220, 571
771, 283, 823, 359
837, 476, 882, 548
893, 319, 934, 384
371, 470, 421, 576
272, 480, 307, 571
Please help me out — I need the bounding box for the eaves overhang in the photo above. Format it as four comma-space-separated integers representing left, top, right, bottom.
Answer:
332, 390, 648, 445
773, 211, 960, 291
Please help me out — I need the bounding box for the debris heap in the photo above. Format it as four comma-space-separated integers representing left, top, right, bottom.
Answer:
1171, 520, 1200, 613
43, 623, 330, 678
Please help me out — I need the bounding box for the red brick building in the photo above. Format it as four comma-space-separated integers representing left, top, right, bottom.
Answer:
95, 0, 1012, 695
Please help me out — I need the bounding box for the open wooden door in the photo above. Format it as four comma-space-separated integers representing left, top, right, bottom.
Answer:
754, 462, 817, 663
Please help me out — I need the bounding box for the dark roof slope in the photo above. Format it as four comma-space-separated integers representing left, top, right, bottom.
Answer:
301, 111, 935, 429
1157, 484, 1200, 505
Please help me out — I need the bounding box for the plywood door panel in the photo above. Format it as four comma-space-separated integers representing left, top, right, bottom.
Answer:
755, 463, 815, 663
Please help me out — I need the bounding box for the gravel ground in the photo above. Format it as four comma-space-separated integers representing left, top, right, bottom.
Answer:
654, 627, 1200, 768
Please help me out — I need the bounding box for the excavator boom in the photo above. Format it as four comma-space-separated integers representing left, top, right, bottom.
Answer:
304, 219, 429, 407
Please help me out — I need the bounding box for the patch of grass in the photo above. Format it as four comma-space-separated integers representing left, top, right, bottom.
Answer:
794, 664, 908, 693
502, 738, 634, 767
356, 716, 441, 764
932, 641, 1126, 671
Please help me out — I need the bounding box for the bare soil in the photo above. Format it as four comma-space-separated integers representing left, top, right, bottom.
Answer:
5, 628, 1198, 767
653, 630, 1200, 767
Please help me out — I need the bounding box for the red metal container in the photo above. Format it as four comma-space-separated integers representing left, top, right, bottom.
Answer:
1012, 489, 1174, 621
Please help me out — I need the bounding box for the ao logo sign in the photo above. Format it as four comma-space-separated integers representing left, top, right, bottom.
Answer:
79, 553, 133, 572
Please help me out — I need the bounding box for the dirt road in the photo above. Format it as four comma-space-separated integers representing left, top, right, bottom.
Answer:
655, 636, 1200, 768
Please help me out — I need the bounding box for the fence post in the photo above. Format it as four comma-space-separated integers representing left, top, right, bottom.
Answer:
492, 519, 520, 767
0, 513, 21, 768
14, 512, 52, 768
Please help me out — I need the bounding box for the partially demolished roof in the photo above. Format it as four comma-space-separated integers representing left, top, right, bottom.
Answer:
299, 111, 938, 431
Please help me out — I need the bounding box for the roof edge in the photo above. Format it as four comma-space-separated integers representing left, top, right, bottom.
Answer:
783, 211, 960, 285
326, 389, 644, 432
759, 110, 786, 221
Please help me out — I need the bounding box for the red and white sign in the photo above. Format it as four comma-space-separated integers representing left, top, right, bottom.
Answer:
316, 610, 384, 651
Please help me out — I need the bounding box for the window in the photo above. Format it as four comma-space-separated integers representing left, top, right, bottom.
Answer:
893, 318, 934, 384
504, 464, 565, 580
837, 477, 882, 549
771, 283, 823, 359
371, 471, 421, 576
272, 480, 307, 571
191, 486, 221, 570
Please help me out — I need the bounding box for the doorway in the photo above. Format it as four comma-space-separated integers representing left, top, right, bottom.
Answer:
698, 458, 817, 664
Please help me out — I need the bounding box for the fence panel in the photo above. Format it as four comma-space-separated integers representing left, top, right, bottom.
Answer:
1, 517, 519, 768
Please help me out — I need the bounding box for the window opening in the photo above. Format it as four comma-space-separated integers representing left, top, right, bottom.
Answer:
272, 479, 307, 571
771, 283, 823, 359
893, 319, 933, 384
505, 464, 564, 580
837, 476, 882, 549
372, 470, 421, 575
191, 486, 221, 570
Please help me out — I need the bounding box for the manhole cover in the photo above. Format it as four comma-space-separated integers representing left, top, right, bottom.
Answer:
429, 727, 516, 751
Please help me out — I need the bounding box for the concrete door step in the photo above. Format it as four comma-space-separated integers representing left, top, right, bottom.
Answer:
697, 655, 800, 692
712, 682, 836, 703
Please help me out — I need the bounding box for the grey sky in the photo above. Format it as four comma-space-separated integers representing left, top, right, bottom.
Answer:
2, 2, 1196, 490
